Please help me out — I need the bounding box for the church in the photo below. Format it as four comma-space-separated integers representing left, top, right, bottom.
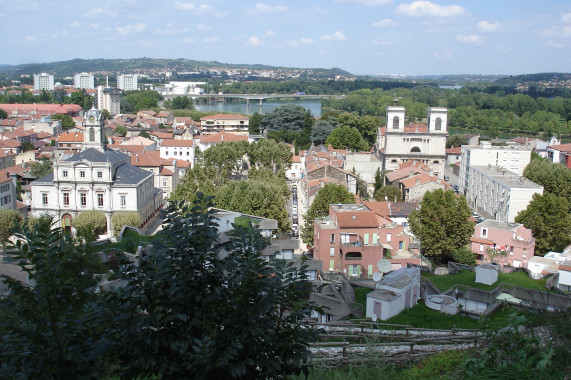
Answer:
376, 106, 448, 179
30, 108, 164, 236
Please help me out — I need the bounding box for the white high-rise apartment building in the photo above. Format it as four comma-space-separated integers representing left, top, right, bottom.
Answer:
74, 73, 95, 89
117, 74, 138, 91
33, 73, 54, 91
97, 86, 121, 115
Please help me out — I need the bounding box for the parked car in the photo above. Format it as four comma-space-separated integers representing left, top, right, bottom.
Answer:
444, 175, 450, 181
292, 217, 298, 224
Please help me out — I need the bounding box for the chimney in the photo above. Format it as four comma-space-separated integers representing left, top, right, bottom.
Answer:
415, 179, 420, 186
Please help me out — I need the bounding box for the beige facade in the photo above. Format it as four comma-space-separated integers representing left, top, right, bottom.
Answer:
200, 114, 249, 135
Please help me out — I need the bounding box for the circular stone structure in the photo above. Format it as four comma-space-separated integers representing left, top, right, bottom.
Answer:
426, 295, 458, 313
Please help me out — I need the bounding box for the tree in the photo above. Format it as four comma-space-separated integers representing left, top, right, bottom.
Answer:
515, 192, 571, 255
409, 189, 474, 262
19, 140, 34, 152
111, 212, 142, 237
114, 125, 127, 136
101, 109, 111, 120
446, 134, 468, 148
373, 167, 384, 193
374, 185, 403, 202
249, 139, 292, 173
50, 113, 75, 130
261, 104, 308, 134
249, 112, 263, 134
0, 108, 7, 120
301, 184, 355, 245
110, 194, 319, 378
311, 119, 337, 145
0, 209, 23, 249
30, 160, 53, 179
169, 96, 194, 110
325, 126, 369, 151
523, 156, 571, 203
0, 218, 109, 379
453, 247, 477, 265
74, 210, 107, 242
203, 140, 250, 178
139, 131, 151, 139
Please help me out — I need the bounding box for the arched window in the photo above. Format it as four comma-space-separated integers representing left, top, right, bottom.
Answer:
411, 147, 421, 153
433, 160, 439, 164
392, 116, 399, 129
89, 128, 95, 142
391, 159, 398, 163
435, 117, 442, 131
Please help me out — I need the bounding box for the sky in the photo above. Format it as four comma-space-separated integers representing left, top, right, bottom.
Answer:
1, 0, 570, 76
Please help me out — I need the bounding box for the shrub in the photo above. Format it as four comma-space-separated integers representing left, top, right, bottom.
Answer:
453, 247, 477, 265
111, 212, 141, 237
74, 210, 107, 241
0, 209, 23, 246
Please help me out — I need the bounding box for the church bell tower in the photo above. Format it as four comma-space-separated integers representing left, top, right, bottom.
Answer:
83, 107, 106, 152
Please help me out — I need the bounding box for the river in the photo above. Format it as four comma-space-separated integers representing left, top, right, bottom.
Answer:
194, 98, 322, 117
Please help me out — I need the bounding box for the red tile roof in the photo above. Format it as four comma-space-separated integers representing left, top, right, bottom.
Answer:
200, 113, 249, 121
199, 132, 248, 144
56, 131, 83, 142
548, 143, 571, 154
336, 211, 380, 228
445, 146, 462, 155
400, 173, 439, 189
161, 139, 194, 147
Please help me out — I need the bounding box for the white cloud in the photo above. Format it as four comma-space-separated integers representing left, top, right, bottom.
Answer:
196, 24, 212, 31
203, 36, 219, 43
245, 36, 264, 47
372, 39, 391, 46
396, 1, 465, 17
321, 30, 347, 41
90, 23, 99, 29
456, 34, 483, 44
285, 38, 314, 47
314, 7, 330, 14
334, 0, 392, 5
535, 25, 571, 38
264, 30, 275, 37
434, 49, 452, 60
562, 12, 571, 23
156, 25, 189, 35
116, 23, 146, 36
195, 4, 226, 17
174, 2, 195, 11
245, 3, 289, 15
372, 18, 397, 27
182, 37, 197, 43
477, 20, 499, 32
22, 35, 38, 42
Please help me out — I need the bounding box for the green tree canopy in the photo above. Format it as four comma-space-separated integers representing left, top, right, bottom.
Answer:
203, 140, 250, 178
301, 183, 355, 245
409, 189, 474, 262
114, 125, 127, 136
0, 209, 23, 247
74, 210, 107, 241
325, 126, 369, 151
515, 192, 571, 255
374, 185, 403, 202
19, 141, 34, 152
312, 119, 338, 145
249, 112, 262, 134
261, 104, 308, 134
248, 139, 292, 173
111, 212, 142, 237
446, 134, 468, 148
30, 160, 53, 179
0, 218, 106, 379
0, 109, 7, 120
50, 113, 75, 130
523, 156, 571, 203
109, 195, 319, 378
167, 96, 194, 110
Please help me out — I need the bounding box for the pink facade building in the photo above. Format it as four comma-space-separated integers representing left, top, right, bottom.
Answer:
470, 220, 535, 268
313, 204, 420, 278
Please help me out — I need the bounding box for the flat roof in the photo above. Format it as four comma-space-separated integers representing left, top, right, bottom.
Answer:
471, 165, 543, 190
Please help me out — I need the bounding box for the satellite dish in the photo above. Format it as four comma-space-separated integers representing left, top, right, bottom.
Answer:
372, 272, 382, 282
372, 314, 378, 322
377, 259, 392, 273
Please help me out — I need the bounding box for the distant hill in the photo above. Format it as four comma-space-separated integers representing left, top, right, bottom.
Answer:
495, 72, 571, 86
0, 58, 352, 78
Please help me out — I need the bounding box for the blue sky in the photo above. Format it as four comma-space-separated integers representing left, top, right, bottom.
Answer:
1, 0, 570, 75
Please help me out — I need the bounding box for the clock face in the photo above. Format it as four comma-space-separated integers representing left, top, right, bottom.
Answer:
88, 115, 95, 122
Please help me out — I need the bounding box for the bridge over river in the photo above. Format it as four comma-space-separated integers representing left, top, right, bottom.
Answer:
162, 93, 346, 107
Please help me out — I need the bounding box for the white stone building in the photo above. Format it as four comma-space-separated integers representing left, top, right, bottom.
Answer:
74, 73, 95, 89
97, 86, 121, 115
117, 74, 138, 91
159, 139, 195, 165
465, 165, 543, 223
30, 108, 163, 236
377, 106, 447, 180
33, 73, 54, 91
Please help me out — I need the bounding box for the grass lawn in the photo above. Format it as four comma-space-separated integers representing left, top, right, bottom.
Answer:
93, 229, 157, 254
422, 270, 546, 292
385, 302, 515, 330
